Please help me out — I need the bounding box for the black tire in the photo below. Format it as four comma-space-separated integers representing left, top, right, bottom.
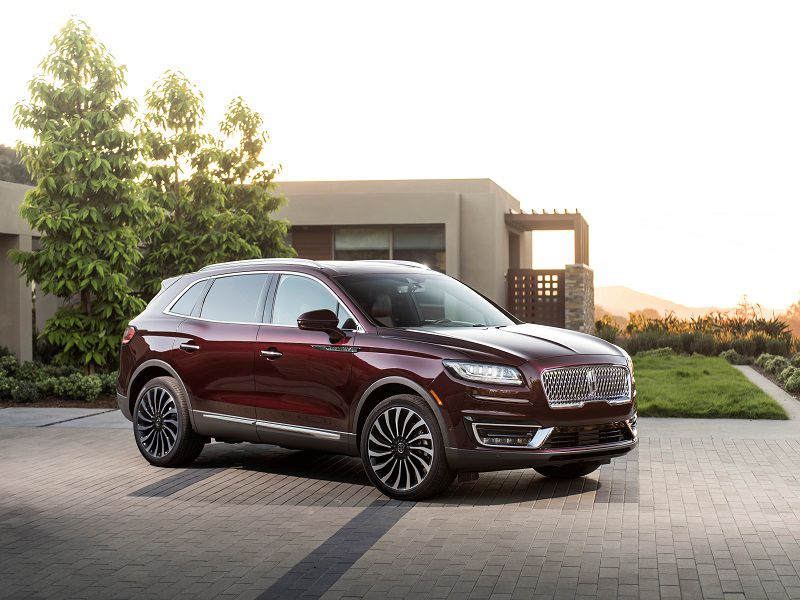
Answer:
133, 376, 206, 467
360, 394, 455, 501
533, 461, 603, 479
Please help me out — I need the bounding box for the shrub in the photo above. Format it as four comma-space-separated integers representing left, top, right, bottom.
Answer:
0, 345, 11, 358
636, 347, 676, 358
595, 317, 620, 343
779, 366, 799, 384
719, 349, 750, 365
11, 380, 39, 404
0, 374, 16, 400
0, 355, 17, 376
755, 353, 778, 368
787, 372, 800, 393
97, 372, 118, 396
49, 373, 103, 402
764, 356, 791, 375
791, 353, 800, 368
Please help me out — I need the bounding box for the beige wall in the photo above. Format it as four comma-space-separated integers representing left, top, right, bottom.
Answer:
275, 179, 527, 304
0, 181, 62, 361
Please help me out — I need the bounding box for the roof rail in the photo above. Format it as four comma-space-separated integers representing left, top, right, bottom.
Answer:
359, 260, 431, 270
199, 258, 321, 272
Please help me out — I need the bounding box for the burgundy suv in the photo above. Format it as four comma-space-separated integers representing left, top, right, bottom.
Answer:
118, 259, 637, 500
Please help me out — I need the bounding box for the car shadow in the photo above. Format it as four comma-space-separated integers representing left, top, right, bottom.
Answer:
186, 443, 603, 505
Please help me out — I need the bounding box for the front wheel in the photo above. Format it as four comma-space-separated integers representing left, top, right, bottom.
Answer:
133, 376, 206, 467
533, 461, 603, 479
360, 395, 455, 501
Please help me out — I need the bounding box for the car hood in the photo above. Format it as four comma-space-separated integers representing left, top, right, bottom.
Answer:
379, 323, 624, 363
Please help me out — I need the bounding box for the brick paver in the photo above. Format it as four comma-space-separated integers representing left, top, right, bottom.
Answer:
1, 414, 800, 599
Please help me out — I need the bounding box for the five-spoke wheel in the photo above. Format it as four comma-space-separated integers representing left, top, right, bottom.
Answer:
360, 394, 454, 500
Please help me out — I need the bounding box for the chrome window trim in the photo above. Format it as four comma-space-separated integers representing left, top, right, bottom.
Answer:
539, 363, 632, 409
471, 422, 554, 449
163, 270, 364, 332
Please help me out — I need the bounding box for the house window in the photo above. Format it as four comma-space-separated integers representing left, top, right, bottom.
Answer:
334, 228, 390, 261
333, 225, 446, 272
393, 226, 446, 272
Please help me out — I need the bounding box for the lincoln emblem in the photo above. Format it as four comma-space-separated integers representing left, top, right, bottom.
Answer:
586, 369, 598, 396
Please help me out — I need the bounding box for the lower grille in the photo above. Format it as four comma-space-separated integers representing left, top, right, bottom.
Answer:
542, 422, 632, 449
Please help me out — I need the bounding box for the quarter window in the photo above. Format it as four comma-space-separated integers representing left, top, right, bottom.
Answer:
170, 281, 207, 316
199, 274, 268, 323
271, 275, 355, 329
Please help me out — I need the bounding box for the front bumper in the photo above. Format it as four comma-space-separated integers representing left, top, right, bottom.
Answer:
445, 436, 637, 472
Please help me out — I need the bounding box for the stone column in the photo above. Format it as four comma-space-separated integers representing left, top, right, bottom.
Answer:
0, 234, 33, 362
564, 263, 594, 334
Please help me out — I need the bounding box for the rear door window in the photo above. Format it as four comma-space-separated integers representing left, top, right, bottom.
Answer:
199, 274, 269, 323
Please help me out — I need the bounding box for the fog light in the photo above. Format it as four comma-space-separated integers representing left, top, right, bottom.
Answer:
473, 423, 538, 448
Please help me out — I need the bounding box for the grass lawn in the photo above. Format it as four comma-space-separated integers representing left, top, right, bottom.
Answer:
634, 354, 788, 419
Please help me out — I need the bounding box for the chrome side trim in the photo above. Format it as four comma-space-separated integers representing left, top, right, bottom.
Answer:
163, 270, 364, 332
194, 410, 347, 441
255, 419, 343, 441
471, 422, 554, 449
200, 412, 255, 425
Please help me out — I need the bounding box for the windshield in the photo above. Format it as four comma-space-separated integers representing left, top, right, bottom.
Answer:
335, 273, 517, 328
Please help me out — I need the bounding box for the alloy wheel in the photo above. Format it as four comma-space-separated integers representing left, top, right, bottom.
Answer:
367, 406, 434, 491
136, 386, 179, 458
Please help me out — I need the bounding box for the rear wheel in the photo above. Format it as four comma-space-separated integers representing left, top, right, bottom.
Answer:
133, 376, 205, 467
360, 395, 455, 501
533, 461, 603, 479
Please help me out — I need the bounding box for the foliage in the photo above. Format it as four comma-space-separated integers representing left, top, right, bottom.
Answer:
634, 354, 787, 419
11, 380, 40, 404
779, 366, 799, 384
44, 372, 103, 402
215, 97, 294, 260
0, 144, 32, 184
791, 353, 800, 368
0, 353, 111, 402
764, 356, 791, 375
786, 372, 800, 393
134, 73, 264, 299
11, 19, 147, 372
719, 349, 751, 365
594, 315, 620, 343
618, 310, 793, 358
636, 347, 675, 358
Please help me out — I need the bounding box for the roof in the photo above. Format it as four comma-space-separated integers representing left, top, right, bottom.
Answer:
197, 258, 436, 276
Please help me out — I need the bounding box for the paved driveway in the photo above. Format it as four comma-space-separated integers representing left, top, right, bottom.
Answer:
1, 409, 799, 600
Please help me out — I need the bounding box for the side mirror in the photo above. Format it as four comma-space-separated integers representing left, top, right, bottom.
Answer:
297, 309, 345, 342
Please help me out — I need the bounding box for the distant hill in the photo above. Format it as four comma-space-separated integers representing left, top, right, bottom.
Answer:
595, 286, 727, 320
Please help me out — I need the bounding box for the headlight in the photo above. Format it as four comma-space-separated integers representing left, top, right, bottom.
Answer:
621, 350, 634, 377
443, 360, 525, 386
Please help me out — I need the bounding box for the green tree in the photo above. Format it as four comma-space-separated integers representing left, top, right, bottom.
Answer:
0, 144, 32, 184
11, 19, 147, 373
216, 97, 294, 260
135, 72, 261, 299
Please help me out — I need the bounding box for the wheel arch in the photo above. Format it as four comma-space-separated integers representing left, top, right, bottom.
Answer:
127, 360, 196, 428
352, 376, 450, 453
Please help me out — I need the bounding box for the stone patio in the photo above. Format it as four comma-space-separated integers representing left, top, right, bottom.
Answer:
1, 399, 799, 599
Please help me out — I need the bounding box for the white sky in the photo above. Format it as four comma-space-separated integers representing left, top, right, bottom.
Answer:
2, 1, 798, 310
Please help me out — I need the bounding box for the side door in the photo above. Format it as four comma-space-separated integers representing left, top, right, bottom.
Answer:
170, 272, 271, 441
254, 273, 359, 447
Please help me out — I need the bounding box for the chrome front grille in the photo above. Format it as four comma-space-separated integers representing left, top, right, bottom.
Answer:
540, 365, 631, 408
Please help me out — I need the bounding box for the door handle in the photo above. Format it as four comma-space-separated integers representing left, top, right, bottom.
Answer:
179, 343, 200, 352
260, 348, 283, 360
